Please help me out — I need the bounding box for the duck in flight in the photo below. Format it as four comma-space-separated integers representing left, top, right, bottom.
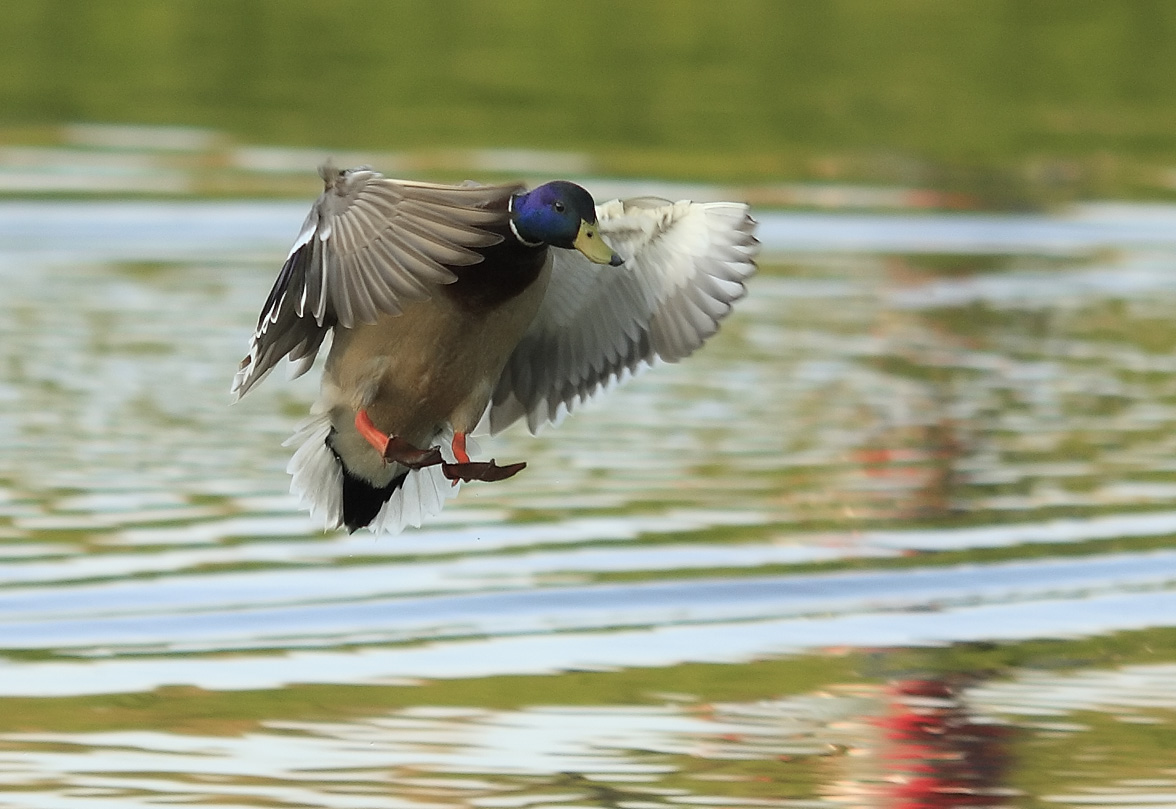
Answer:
232, 164, 758, 533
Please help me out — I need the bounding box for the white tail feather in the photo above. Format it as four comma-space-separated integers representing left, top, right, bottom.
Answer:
284, 412, 343, 529
283, 411, 460, 535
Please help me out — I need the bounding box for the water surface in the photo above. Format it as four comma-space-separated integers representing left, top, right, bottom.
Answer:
3, 198, 1176, 805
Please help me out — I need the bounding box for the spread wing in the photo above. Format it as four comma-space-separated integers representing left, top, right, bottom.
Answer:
231, 165, 522, 400
489, 196, 759, 434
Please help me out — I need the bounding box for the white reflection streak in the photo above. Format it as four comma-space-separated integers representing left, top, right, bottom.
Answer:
0, 510, 768, 588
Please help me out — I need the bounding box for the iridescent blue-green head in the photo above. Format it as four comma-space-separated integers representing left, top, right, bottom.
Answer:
510, 181, 623, 265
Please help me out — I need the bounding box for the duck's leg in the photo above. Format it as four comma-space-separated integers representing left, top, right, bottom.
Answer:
452, 431, 471, 464
354, 409, 442, 469
441, 432, 527, 483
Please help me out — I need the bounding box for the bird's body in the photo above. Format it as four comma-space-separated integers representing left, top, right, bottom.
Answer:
319, 249, 550, 483
234, 164, 758, 534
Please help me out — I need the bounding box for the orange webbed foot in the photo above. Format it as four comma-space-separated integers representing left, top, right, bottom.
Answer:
355, 410, 442, 469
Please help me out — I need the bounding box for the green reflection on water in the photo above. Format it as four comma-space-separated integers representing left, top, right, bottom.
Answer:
0, 627, 1168, 732
0, 655, 859, 734
4, 1, 1176, 203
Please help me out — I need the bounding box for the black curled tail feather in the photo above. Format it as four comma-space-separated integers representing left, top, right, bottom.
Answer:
342, 467, 408, 532
328, 444, 409, 532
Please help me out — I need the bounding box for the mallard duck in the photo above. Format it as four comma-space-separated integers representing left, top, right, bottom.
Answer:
232, 164, 758, 533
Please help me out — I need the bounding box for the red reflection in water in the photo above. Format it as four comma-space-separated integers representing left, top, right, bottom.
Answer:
878, 678, 1014, 809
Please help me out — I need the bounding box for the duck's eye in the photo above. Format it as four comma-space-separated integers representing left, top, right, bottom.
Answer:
553, 201, 565, 213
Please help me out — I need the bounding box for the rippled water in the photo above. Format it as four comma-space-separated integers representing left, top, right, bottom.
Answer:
4, 199, 1176, 806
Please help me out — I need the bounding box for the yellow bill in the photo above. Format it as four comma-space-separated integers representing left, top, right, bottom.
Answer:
574, 220, 624, 266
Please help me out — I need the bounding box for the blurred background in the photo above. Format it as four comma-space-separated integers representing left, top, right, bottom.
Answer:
3, 1, 1176, 806
6, 0, 1176, 204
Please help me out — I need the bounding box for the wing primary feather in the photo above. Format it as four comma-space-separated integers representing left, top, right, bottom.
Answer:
344, 251, 381, 325
330, 209, 360, 254
345, 202, 385, 248
333, 255, 356, 328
